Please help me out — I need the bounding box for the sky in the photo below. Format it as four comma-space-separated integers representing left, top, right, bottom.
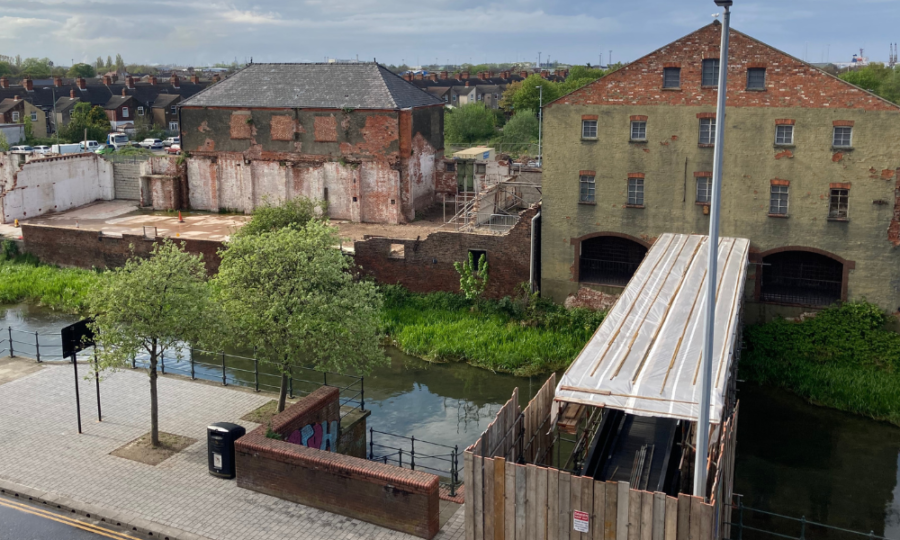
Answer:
1, 0, 899, 68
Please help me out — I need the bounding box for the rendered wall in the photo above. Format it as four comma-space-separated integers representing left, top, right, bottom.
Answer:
0, 153, 114, 224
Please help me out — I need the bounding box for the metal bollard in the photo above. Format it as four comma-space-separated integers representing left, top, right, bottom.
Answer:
450, 446, 458, 497
410, 436, 415, 471
190, 348, 195, 380
289, 368, 294, 398
360, 377, 365, 411
35, 332, 41, 363
8, 327, 13, 358
255, 359, 259, 392
160, 351, 165, 375
398, 448, 403, 468
369, 428, 374, 460
221, 352, 226, 385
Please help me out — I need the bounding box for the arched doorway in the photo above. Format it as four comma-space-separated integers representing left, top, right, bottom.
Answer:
579, 235, 648, 287
760, 250, 844, 306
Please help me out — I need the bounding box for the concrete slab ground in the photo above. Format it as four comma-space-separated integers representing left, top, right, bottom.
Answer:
0, 361, 464, 540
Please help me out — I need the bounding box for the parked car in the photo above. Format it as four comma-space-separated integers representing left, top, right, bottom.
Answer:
163, 137, 180, 148
33, 145, 51, 155
166, 144, 181, 155
94, 144, 116, 155
80, 140, 100, 152
139, 138, 164, 150
9, 145, 34, 154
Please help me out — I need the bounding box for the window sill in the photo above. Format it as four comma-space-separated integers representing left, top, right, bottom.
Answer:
629, 139, 647, 143
774, 143, 795, 148
700, 85, 719, 90
827, 217, 850, 222
832, 146, 854, 152
695, 201, 711, 206
660, 87, 682, 91
767, 213, 789, 218
745, 88, 767, 92
625, 204, 645, 209
698, 143, 715, 148
581, 137, 598, 142
578, 201, 597, 206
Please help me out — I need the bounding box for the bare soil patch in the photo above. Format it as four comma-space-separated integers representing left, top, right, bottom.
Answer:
0, 357, 44, 385
240, 399, 296, 425
110, 432, 197, 466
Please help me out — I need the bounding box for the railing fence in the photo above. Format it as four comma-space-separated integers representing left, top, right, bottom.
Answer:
368, 428, 461, 496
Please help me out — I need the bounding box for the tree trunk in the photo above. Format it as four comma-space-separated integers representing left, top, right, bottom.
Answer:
149, 342, 160, 447
278, 370, 288, 413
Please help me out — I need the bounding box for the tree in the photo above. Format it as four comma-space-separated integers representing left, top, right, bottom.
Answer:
115, 54, 125, 72
454, 251, 489, 302
62, 102, 111, 143
23, 116, 34, 142
499, 109, 539, 148
15, 55, 21, 68
0, 131, 9, 152
236, 196, 325, 237
19, 57, 52, 79
839, 63, 900, 103
95, 57, 104, 70
445, 103, 496, 143
88, 240, 217, 447
0, 62, 14, 77
67, 63, 96, 78
106, 56, 113, 69
510, 75, 561, 112
499, 80, 522, 112
214, 221, 384, 412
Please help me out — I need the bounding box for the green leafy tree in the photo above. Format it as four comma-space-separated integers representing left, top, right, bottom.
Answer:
62, 102, 111, 143
499, 80, 522, 112
23, 116, 34, 141
20, 57, 52, 78
499, 109, 539, 145
88, 240, 218, 447
511, 75, 561, 112
839, 63, 900, 103
67, 63, 96, 78
454, 251, 489, 301
559, 65, 607, 95
0, 131, 9, 152
445, 103, 496, 143
0, 62, 14, 77
115, 54, 125, 72
106, 56, 113, 70
214, 222, 385, 412
236, 196, 325, 237
95, 57, 104, 70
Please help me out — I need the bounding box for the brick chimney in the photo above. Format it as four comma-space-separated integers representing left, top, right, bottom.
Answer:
76, 77, 86, 90
149, 76, 157, 86
13, 95, 19, 100
22, 78, 33, 91
541, 70, 550, 79
0, 77, 7, 89
112, 73, 118, 82
465, 81, 470, 87
519, 71, 528, 78
102, 75, 112, 85
488, 71, 494, 79
125, 76, 135, 89
53, 76, 63, 87
190, 75, 199, 84
121, 88, 127, 96
461, 71, 469, 79
212, 74, 221, 83
170, 74, 180, 88
440, 71, 448, 80
70, 89, 76, 98
414, 73, 423, 80
429, 73, 438, 82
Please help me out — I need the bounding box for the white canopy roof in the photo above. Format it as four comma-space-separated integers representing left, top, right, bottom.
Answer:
556, 233, 749, 424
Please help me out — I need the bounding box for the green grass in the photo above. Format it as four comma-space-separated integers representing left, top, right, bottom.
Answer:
741, 301, 900, 426
0, 244, 98, 312
380, 286, 605, 376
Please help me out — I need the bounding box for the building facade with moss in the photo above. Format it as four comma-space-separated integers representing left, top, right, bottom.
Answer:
541, 23, 900, 316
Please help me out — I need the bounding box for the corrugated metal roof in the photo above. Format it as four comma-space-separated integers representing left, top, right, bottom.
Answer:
179, 63, 443, 110
556, 233, 749, 424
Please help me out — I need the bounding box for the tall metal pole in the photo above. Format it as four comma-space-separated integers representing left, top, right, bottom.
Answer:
536, 85, 543, 165
694, 3, 731, 500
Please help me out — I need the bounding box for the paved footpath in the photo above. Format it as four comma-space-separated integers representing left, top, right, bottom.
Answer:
0, 361, 464, 540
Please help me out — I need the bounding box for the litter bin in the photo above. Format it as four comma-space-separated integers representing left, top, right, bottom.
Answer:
207, 422, 246, 479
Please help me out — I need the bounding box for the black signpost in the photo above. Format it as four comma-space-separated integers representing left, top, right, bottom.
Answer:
62, 319, 95, 434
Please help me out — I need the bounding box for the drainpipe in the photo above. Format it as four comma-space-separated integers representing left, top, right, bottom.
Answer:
530, 209, 541, 293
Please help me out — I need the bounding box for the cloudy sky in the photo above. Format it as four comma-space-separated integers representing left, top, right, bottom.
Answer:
2, 0, 899, 67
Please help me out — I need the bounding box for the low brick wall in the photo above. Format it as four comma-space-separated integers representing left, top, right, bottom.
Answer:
235, 387, 440, 539
20, 223, 223, 274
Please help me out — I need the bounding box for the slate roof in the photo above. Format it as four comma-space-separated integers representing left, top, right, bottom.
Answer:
54, 97, 80, 113
104, 95, 132, 109
180, 63, 444, 110
152, 94, 180, 108
0, 98, 20, 114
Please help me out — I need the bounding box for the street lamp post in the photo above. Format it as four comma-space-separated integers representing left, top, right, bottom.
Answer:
536, 85, 543, 166
694, 0, 732, 501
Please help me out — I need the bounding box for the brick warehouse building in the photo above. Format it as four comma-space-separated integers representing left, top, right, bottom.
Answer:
541, 21, 900, 317
178, 63, 445, 224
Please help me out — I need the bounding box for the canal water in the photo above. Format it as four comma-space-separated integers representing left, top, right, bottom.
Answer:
3, 304, 900, 536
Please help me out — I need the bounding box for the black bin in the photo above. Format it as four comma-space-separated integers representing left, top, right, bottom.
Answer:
207, 422, 246, 479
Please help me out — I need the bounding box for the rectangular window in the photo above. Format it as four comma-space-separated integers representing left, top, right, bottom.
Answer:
630, 121, 647, 141
775, 125, 794, 145
122, 107, 129, 118
663, 67, 681, 88
702, 59, 720, 86
699, 118, 716, 145
171, 105, 176, 114
627, 178, 644, 206
11, 111, 19, 122
833, 126, 852, 147
696, 176, 712, 203
30, 111, 37, 122
169, 122, 179, 131
829, 189, 849, 219
137, 106, 144, 116
770, 185, 789, 215
475, 163, 486, 174
747, 68, 766, 89
580, 175, 595, 203
582, 120, 598, 138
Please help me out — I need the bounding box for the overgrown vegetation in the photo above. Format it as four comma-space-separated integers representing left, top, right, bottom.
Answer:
0, 241, 99, 312
742, 302, 900, 426
381, 285, 605, 376
839, 63, 900, 104
235, 196, 326, 237
444, 103, 497, 144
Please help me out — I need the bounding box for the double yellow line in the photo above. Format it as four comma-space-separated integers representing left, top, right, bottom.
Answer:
0, 496, 140, 539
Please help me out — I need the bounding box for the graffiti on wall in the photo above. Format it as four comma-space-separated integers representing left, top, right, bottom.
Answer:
287, 421, 339, 452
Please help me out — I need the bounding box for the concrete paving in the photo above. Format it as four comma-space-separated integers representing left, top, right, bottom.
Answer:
0, 361, 464, 540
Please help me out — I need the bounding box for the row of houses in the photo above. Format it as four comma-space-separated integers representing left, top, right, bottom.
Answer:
403, 69, 568, 109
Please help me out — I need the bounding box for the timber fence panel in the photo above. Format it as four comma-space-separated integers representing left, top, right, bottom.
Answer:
526, 465, 538, 540
580, 477, 594, 540
664, 497, 677, 540
515, 463, 527, 540
640, 492, 653, 540
495, 457, 506, 540
505, 460, 516, 540
570, 475, 583, 540
592, 479, 606, 540
604, 481, 618, 540
616, 482, 630, 540
689, 497, 702, 540
474, 453, 484, 540
466, 451, 475, 540
537, 467, 548, 540
652, 493, 666, 540
548, 468, 560, 540
676, 494, 690, 540
627, 489, 642, 540
558, 471, 571, 540
485, 458, 495, 540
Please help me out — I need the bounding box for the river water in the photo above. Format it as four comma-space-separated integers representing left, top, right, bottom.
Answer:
3, 304, 900, 536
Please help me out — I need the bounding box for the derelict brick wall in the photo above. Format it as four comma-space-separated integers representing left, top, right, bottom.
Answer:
112, 162, 141, 200
20, 224, 223, 274
353, 205, 537, 299
235, 387, 440, 539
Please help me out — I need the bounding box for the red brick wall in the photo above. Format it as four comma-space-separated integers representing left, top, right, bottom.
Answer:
236, 387, 440, 539
353, 205, 537, 298
551, 23, 899, 112
20, 224, 223, 274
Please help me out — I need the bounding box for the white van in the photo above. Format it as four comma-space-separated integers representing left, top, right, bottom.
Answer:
106, 133, 130, 150
50, 143, 83, 155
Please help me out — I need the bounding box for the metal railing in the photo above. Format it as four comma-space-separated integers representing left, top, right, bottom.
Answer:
0, 327, 68, 362
368, 428, 461, 496
725, 494, 896, 540
482, 213, 519, 233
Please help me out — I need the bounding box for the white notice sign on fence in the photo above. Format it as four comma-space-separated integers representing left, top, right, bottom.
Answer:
573, 510, 589, 533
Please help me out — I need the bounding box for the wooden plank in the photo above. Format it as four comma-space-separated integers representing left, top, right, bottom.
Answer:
616, 482, 630, 540
581, 476, 594, 540
627, 489, 642, 540
664, 497, 677, 540
697, 501, 713, 540
527, 465, 538, 540
515, 465, 527, 540
592, 480, 606, 540
689, 497, 701, 540
652, 493, 666, 540
570, 476, 583, 540
465, 451, 475, 540
548, 468, 560, 540
676, 494, 690, 540
475, 455, 484, 540
558, 471, 571, 540
640, 492, 653, 540
536, 467, 549, 540
505, 461, 516, 540
604, 482, 618, 540
495, 457, 507, 540
485, 458, 495, 540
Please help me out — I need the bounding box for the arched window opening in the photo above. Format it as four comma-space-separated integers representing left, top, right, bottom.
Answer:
579, 236, 648, 287
760, 251, 843, 306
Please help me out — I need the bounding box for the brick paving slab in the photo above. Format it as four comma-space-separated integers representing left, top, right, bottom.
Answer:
0, 363, 464, 540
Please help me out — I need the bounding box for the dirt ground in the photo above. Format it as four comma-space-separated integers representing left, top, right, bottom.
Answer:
110, 432, 198, 466
0, 357, 43, 386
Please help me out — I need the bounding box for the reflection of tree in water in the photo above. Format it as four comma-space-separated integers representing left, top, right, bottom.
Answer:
447, 397, 498, 435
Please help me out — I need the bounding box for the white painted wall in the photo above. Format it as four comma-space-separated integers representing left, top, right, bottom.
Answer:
0, 153, 114, 224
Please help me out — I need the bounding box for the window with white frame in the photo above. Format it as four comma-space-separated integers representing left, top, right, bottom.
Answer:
770, 185, 789, 215
137, 106, 144, 116
828, 188, 849, 219
699, 118, 715, 145
696, 176, 712, 204
171, 105, 176, 114
702, 59, 720, 86
169, 122, 179, 131
775, 124, 794, 145
11, 111, 19, 122
582, 119, 598, 138
630, 121, 647, 141
833, 126, 852, 147
627, 177, 644, 206
30, 111, 37, 122
580, 174, 595, 203
122, 106, 129, 118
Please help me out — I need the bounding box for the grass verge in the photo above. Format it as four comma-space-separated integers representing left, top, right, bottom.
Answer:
0, 247, 98, 312
380, 285, 605, 376
741, 301, 900, 426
